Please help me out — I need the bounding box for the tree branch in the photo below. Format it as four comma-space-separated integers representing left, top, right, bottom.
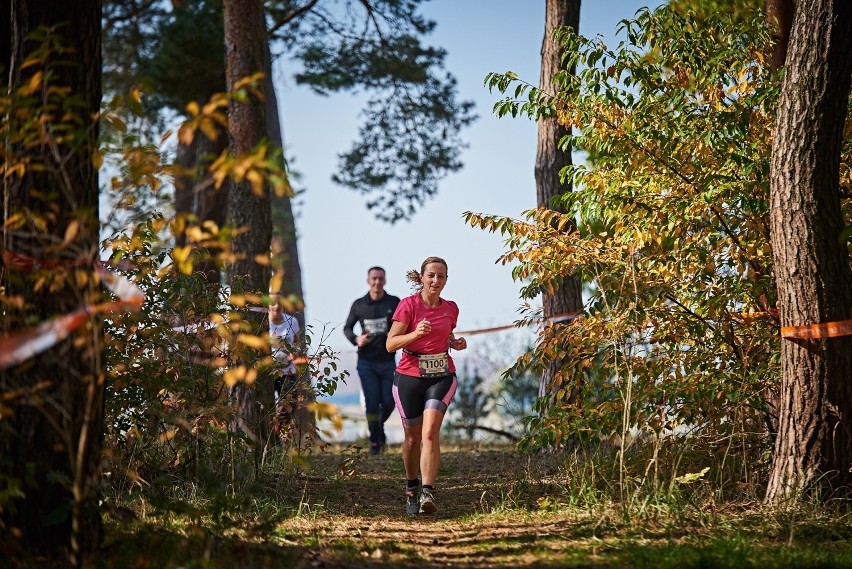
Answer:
268, 0, 320, 36
449, 423, 519, 442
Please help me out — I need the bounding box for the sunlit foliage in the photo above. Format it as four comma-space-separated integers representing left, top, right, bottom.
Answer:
99, 79, 347, 490
2, 35, 345, 515
471, 6, 815, 462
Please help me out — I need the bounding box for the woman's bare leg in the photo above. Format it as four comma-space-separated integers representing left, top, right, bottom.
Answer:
401, 424, 422, 480
420, 409, 445, 486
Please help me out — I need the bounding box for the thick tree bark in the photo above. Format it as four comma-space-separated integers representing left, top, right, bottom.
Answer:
766, 0, 852, 503
535, 0, 583, 400
1, 0, 103, 565
224, 0, 271, 295
762, 0, 795, 443
223, 0, 274, 453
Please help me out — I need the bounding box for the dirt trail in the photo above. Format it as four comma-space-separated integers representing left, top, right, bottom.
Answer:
275, 446, 591, 568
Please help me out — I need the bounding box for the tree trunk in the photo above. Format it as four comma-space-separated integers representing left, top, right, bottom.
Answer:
223, 0, 274, 454
174, 127, 230, 284
766, 0, 852, 503
535, 0, 583, 400
262, 42, 305, 329
762, 0, 795, 443
1, 1, 104, 565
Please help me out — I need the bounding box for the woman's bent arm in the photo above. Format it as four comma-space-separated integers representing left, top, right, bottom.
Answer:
386, 320, 424, 352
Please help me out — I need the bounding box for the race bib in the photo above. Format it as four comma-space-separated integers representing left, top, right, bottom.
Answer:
363, 318, 388, 335
418, 352, 449, 377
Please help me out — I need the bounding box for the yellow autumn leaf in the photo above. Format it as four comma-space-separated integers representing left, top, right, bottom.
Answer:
199, 117, 219, 142
5, 212, 27, 230
4, 162, 25, 178
223, 367, 244, 387
75, 270, 90, 288
237, 333, 267, 350
247, 170, 264, 196
185, 226, 204, 243
22, 71, 43, 96
243, 293, 264, 305
308, 402, 343, 433
269, 269, 284, 295
172, 246, 191, 263
212, 167, 228, 189
178, 122, 195, 146
63, 220, 79, 245
106, 113, 127, 133
271, 175, 292, 198
232, 157, 250, 180
202, 99, 221, 116
158, 429, 177, 442
279, 295, 296, 314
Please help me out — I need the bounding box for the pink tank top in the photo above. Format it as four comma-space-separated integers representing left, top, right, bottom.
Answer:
393, 294, 459, 377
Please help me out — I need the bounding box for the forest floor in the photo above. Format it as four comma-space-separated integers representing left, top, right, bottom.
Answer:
89, 443, 852, 569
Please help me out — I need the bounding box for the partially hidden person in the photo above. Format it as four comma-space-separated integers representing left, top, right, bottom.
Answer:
269, 298, 302, 441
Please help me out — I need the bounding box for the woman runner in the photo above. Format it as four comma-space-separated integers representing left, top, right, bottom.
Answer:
386, 256, 467, 514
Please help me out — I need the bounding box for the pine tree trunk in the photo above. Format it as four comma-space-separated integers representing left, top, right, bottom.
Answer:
262, 42, 305, 327
223, 0, 274, 453
535, 0, 583, 401
765, 0, 852, 503
1, 1, 104, 564
174, 127, 230, 284
762, 0, 795, 443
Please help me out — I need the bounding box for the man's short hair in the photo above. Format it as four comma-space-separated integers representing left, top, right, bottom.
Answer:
367, 266, 385, 275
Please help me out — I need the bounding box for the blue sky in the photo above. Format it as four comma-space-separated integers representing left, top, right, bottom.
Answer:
278, 0, 660, 352
274, 0, 662, 440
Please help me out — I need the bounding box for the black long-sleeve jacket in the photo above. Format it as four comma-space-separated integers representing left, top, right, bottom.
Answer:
343, 292, 400, 362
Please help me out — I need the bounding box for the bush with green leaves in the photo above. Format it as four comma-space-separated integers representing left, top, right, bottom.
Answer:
469, 6, 830, 485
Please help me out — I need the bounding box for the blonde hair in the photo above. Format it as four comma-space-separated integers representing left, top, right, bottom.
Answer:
406, 256, 448, 291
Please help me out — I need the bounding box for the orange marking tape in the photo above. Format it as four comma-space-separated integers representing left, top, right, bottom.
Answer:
454, 322, 517, 336
0, 263, 144, 371
95, 262, 145, 303
781, 318, 852, 339
3, 249, 90, 271
0, 309, 89, 370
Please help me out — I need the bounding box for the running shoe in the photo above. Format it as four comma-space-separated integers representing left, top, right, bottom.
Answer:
419, 487, 436, 514
405, 486, 420, 515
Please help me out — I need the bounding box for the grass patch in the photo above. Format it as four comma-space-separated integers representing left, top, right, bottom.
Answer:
9, 445, 851, 568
